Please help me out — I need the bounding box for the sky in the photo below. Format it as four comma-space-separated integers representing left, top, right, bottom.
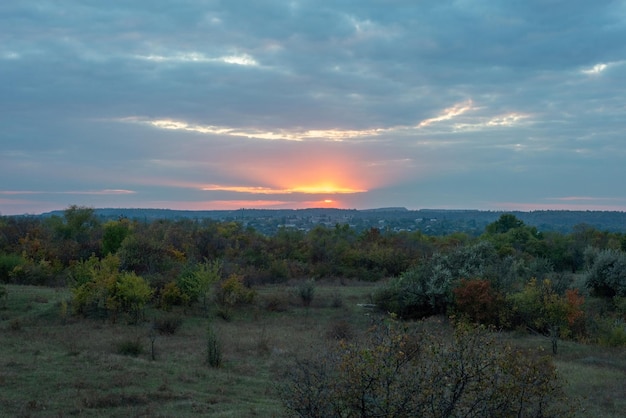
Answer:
2, 0, 626, 215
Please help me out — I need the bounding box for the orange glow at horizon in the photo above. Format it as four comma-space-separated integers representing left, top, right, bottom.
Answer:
202, 150, 382, 198
138, 143, 408, 210
201, 183, 366, 195
219, 150, 383, 197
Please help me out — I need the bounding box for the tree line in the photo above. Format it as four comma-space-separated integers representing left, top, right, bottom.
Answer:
0, 206, 624, 346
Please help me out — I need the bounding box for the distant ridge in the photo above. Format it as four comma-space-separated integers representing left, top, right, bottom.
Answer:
361, 207, 409, 212
33, 207, 626, 234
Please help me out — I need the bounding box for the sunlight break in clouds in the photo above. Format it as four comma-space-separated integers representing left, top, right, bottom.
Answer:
134, 52, 259, 66
201, 184, 367, 194
417, 100, 474, 128
120, 117, 383, 141
581, 63, 608, 75
453, 112, 531, 131
119, 98, 524, 143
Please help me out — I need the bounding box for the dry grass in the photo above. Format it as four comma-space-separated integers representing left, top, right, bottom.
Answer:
0, 283, 376, 417
0, 283, 623, 417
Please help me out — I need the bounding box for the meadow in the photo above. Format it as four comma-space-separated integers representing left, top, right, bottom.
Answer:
0, 283, 624, 417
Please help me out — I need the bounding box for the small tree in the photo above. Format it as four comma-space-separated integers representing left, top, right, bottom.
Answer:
115, 272, 153, 324
297, 279, 316, 308
509, 278, 585, 354
215, 274, 256, 319
583, 248, 626, 298
71, 254, 120, 318
453, 278, 507, 326
177, 259, 221, 314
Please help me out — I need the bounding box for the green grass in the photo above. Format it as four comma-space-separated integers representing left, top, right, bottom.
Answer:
0, 283, 377, 417
0, 283, 624, 417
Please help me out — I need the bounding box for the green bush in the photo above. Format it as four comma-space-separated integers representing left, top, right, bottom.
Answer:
215, 274, 256, 308
583, 248, 626, 298
296, 279, 315, 308
0, 253, 25, 283
159, 281, 186, 310
117, 339, 143, 356
596, 317, 626, 347
206, 323, 222, 368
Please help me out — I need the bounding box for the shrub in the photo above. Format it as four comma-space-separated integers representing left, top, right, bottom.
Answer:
117, 339, 144, 356
453, 278, 507, 326
206, 323, 222, 368
159, 281, 185, 311
280, 319, 575, 417
153, 314, 183, 335
594, 317, 626, 347
326, 319, 352, 341
215, 274, 256, 308
115, 272, 153, 324
8, 318, 22, 331
0, 253, 25, 283
583, 248, 626, 298
296, 279, 315, 308
264, 293, 289, 312
0, 285, 7, 309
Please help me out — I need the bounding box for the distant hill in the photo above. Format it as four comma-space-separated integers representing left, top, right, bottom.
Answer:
36, 207, 626, 235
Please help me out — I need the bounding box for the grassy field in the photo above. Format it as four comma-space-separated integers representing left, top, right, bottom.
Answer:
0, 283, 624, 417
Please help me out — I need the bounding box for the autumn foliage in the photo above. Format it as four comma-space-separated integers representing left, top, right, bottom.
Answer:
452, 278, 506, 326
281, 319, 573, 417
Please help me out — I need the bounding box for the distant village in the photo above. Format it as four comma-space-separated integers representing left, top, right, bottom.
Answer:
38, 207, 626, 236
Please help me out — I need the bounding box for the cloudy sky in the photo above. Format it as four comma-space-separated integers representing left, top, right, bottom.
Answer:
2, 1, 626, 215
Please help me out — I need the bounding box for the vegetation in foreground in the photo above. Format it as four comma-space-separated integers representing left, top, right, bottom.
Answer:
0, 207, 625, 416
0, 284, 624, 417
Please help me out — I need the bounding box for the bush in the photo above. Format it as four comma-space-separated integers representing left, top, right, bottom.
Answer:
264, 293, 290, 312
0, 285, 7, 309
206, 323, 222, 368
594, 317, 626, 347
453, 278, 507, 326
280, 319, 575, 417
296, 279, 315, 308
159, 281, 185, 311
583, 248, 626, 298
215, 274, 256, 308
0, 253, 25, 283
117, 339, 144, 356
326, 319, 352, 341
153, 314, 183, 335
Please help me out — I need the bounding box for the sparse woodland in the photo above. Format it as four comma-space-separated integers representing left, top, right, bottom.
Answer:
0, 206, 625, 416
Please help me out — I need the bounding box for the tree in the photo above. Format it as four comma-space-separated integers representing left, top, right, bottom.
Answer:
71, 254, 121, 318
486, 213, 524, 234
115, 272, 153, 323
509, 278, 585, 354
583, 248, 626, 298
71, 254, 153, 323
102, 219, 132, 255
375, 242, 500, 319
453, 278, 507, 326
177, 259, 222, 314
